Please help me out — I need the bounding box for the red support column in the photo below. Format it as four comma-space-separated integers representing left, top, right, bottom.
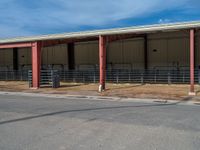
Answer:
31, 42, 41, 89
189, 29, 196, 95
99, 35, 106, 92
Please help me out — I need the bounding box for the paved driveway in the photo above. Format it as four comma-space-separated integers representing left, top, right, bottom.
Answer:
0, 93, 200, 150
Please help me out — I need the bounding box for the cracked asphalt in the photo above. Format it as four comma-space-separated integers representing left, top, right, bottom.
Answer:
0, 93, 200, 150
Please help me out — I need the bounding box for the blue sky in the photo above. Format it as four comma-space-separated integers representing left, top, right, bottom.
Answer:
0, 0, 200, 38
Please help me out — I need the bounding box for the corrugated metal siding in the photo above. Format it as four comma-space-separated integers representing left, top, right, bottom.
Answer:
148, 39, 168, 68
0, 49, 13, 70
169, 38, 189, 67
74, 41, 98, 70
42, 44, 68, 66
148, 31, 190, 69
17, 45, 68, 70
107, 38, 144, 69
18, 47, 31, 70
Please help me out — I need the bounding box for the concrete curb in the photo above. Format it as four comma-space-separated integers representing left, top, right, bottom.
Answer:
0, 91, 199, 106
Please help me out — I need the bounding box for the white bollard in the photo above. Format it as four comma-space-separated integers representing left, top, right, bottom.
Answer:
98, 84, 103, 92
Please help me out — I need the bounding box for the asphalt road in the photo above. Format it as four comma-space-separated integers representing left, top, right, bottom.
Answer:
0, 93, 200, 150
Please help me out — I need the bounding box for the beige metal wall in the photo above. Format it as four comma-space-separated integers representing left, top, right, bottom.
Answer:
18, 47, 31, 70
148, 31, 190, 69
107, 38, 144, 70
73, 33, 192, 70
17, 45, 68, 70
0, 48, 13, 70
73, 38, 144, 70
0, 47, 32, 70
74, 41, 99, 70
42, 44, 68, 70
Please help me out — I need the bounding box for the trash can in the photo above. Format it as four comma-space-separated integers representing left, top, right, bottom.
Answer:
52, 75, 60, 88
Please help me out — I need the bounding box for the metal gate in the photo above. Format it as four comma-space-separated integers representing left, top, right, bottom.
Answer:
28, 70, 60, 88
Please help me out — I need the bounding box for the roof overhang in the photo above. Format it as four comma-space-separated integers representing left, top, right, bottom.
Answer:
0, 21, 200, 44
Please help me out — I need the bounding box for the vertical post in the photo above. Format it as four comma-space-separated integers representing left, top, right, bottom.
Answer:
189, 29, 196, 95
31, 42, 41, 89
99, 35, 106, 92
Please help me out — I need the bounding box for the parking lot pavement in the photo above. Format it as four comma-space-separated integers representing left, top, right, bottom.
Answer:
0, 93, 200, 150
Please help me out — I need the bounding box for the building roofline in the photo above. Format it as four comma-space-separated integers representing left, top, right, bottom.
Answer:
0, 21, 200, 44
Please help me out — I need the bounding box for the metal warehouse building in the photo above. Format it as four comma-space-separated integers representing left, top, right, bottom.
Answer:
0, 21, 200, 95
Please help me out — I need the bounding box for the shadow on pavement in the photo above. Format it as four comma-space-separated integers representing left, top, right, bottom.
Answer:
0, 102, 180, 125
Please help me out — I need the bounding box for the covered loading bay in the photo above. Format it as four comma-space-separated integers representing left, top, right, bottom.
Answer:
2, 31, 198, 84
0, 21, 200, 95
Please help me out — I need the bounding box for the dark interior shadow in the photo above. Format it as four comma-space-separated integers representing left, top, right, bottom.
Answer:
167, 96, 197, 106
39, 83, 87, 89
59, 84, 84, 88
181, 96, 193, 102
0, 102, 179, 125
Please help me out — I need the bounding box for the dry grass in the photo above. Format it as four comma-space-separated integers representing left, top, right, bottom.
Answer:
0, 81, 200, 101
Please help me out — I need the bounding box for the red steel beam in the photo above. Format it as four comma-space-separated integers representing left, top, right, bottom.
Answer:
99, 35, 106, 92
31, 42, 41, 89
42, 37, 98, 47
0, 34, 143, 49
189, 29, 195, 95
0, 42, 32, 49
107, 34, 145, 43
42, 34, 143, 48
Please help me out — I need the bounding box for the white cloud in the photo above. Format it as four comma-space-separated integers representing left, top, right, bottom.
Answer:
0, 25, 34, 39
0, 0, 194, 38
29, 0, 188, 25
158, 19, 171, 24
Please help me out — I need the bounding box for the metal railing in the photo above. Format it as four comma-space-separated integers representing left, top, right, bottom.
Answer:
28, 70, 60, 87
105, 69, 196, 84
57, 69, 200, 84
0, 70, 28, 81
0, 68, 199, 84
58, 70, 99, 83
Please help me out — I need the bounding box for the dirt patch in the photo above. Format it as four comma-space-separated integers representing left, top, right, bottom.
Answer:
0, 81, 200, 101
99, 84, 186, 100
